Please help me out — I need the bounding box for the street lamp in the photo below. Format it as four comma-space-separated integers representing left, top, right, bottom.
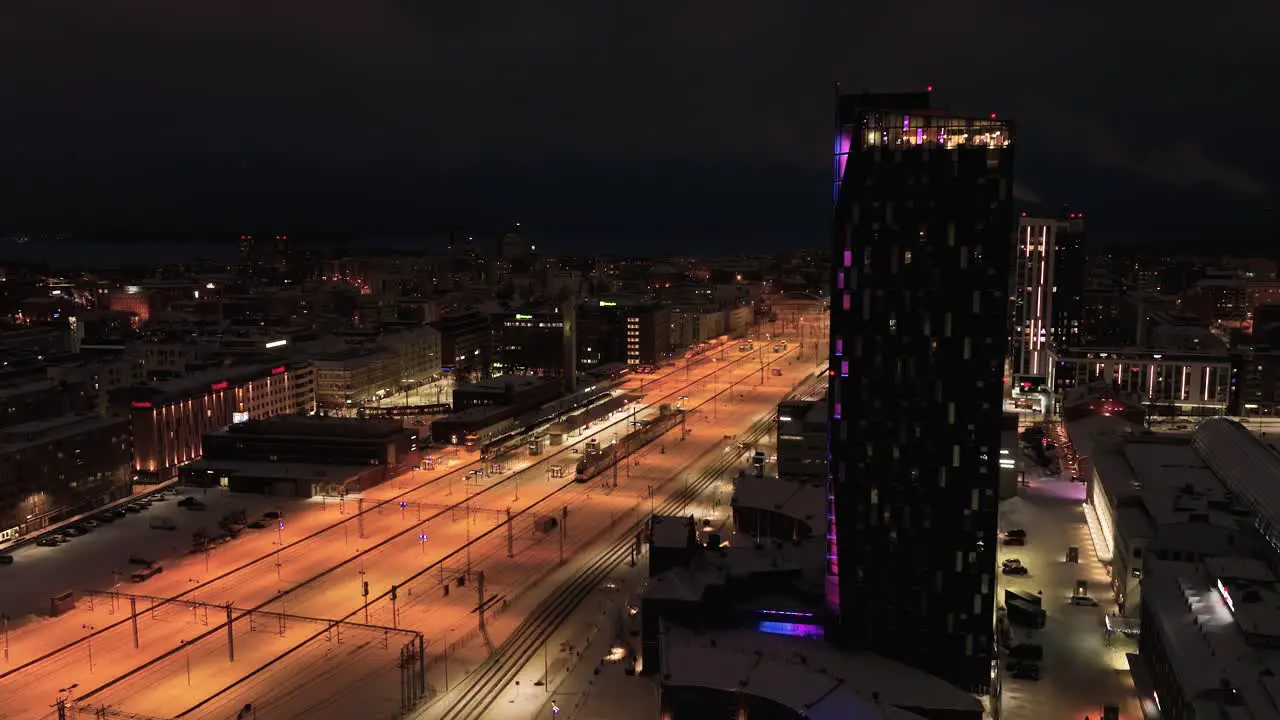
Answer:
179, 639, 192, 686
275, 522, 284, 579
418, 532, 428, 555
81, 625, 95, 672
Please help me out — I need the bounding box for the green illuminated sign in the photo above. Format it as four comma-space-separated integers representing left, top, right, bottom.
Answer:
515, 313, 533, 320
599, 300, 617, 307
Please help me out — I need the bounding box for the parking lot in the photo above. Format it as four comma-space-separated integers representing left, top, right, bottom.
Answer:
997, 463, 1142, 720
0, 486, 308, 621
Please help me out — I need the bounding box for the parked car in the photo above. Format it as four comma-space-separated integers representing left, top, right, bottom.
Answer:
1069, 595, 1099, 607
63, 526, 88, 537
128, 555, 155, 566
185, 501, 207, 511
177, 497, 197, 508
0, 554, 13, 565
82, 519, 101, 528
247, 519, 269, 529
1002, 565, 1029, 576
1003, 536, 1026, 547
1004, 529, 1028, 540
262, 510, 283, 520
125, 504, 145, 514
95, 514, 116, 524
109, 508, 128, 520
1002, 558, 1022, 569
130, 565, 164, 583
36, 535, 64, 547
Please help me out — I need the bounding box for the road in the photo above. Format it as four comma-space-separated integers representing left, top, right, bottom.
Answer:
1, 307, 825, 720
997, 444, 1143, 720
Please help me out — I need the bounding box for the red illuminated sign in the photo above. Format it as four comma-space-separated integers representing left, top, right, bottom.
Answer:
130, 401, 153, 409
271, 366, 286, 375
210, 381, 229, 392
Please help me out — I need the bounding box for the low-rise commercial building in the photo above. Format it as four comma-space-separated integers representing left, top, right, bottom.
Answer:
182, 416, 412, 496
1136, 556, 1280, 719
1083, 417, 1271, 617
451, 376, 561, 412
1053, 347, 1234, 417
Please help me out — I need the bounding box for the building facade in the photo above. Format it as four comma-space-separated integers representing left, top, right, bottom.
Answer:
1010, 212, 1085, 378
128, 362, 315, 482
776, 399, 827, 481
827, 89, 1013, 693
1053, 347, 1234, 417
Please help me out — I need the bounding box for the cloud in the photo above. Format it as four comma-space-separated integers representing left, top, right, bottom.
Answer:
1053, 114, 1266, 197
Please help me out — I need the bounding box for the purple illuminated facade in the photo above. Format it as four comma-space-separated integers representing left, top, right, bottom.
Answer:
827, 88, 1014, 694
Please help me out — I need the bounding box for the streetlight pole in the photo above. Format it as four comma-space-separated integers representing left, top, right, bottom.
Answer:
81, 625, 95, 672
275, 522, 284, 579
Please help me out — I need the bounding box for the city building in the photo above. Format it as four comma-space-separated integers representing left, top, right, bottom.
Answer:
776, 399, 827, 481
430, 311, 491, 380
451, 375, 561, 412
489, 305, 577, 386
1082, 418, 1260, 616
668, 305, 726, 348
827, 89, 1014, 692
303, 325, 441, 411
1010, 212, 1085, 380
0, 413, 132, 540
1136, 556, 1280, 719
1052, 346, 1235, 418
181, 416, 413, 496
126, 362, 315, 482
580, 299, 672, 369
0, 370, 132, 539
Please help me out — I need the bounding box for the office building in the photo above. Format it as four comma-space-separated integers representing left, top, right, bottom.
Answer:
580, 299, 672, 369
1010, 212, 1085, 381
489, 305, 577, 389
827, 89, 1014, 692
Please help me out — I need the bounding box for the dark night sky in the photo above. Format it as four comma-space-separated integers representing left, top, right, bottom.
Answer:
2, 2, 1276, 254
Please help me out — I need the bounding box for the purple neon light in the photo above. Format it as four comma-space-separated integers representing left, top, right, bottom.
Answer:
916, 128, 924, 144
833, 402, 842, 420
757, 621, 825, 639
758, 609, 815, 618
842, 292, 851, 311
835, 337, 843, 356
902, 115, 910, 131
837, 273, 845, 290
841, 359, 849, 377
843, 250, 852, 268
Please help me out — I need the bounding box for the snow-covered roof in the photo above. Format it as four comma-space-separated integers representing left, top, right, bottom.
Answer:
650, 515, 695, 549
1143, 558, 1280, 717
660, 622, 977, 718
1193, 418, 1280, 552
731, 476, 825, 527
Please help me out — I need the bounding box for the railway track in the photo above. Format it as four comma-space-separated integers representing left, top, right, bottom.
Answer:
433, 372, 826, 720
67, 343, 782, 711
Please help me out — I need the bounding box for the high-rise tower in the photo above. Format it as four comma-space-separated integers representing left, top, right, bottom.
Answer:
827, 88, 1015, 693
1010, 210, 1086, 383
